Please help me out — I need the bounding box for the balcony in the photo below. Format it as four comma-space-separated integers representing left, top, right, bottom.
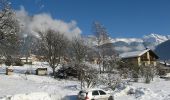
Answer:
141, 58, 149, 61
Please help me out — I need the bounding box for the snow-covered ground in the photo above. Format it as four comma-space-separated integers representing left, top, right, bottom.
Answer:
1, 62, 170, 100
0, 74, 79, 100
0, 62, 80, 100
113, 78, 170, 100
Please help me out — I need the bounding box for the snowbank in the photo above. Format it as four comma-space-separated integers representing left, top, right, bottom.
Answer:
0, 73, 80, 100
0, 92, 52, 100
113, 82, 158, 100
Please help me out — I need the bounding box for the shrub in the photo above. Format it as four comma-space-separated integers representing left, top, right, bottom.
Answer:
14, 59, 24, 66
140, 64, 157, 84
5, 56, 13, 66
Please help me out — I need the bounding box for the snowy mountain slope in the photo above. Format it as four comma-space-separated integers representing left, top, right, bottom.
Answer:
155, 40, 170, 60
86, 33, 168, 44
143, 33, 169, 44
85, 33, 170, 53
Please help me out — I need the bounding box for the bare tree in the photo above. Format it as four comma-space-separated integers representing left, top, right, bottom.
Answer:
72, 38, 87, 63
0, 0, 20, 56
71, 37, 87, 89
19, 35, 35, 63
93, 21, 109, 45
81, 64, 98, 88
38, 29, 68, 76
92, 21, 111, 73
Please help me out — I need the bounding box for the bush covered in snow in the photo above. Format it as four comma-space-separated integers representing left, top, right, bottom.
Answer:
113, 81, 157, 100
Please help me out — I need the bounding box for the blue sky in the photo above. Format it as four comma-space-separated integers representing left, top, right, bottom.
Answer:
9, 0, 170, 38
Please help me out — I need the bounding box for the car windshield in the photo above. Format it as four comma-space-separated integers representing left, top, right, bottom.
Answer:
79, 91, 87, 96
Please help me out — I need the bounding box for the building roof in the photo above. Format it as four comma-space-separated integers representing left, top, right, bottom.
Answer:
119, 49, 151, 59
20, 57, 32, 60
159, 61, 170, 66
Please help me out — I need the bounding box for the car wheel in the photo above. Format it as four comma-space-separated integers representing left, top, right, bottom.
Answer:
108, 96, 114, 100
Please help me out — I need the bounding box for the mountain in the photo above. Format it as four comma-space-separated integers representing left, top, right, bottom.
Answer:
155, 40, 170, 60
143, 33, 169, 45
85, 33, 170, 54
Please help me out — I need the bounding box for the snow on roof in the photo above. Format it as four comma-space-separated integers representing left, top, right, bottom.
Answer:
20, 57, 32, 60
159, 61, 170, 66
119, 49, 150, 59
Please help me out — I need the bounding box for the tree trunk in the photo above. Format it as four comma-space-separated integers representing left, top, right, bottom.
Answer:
99, 63, 102, 74
52, 67, 55, 76
80, 75, 83, 89
102, 61, 105, 72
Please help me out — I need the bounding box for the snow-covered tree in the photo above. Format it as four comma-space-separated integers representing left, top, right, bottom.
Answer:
71, 37, 87, 89
0, 0, 20, 56
37, 29, 68, 76
140, 64, 157, 83
81, 64, 98, 88
92, 21, 109, 45
92, 21, 116, 73
19, 35, 35, 64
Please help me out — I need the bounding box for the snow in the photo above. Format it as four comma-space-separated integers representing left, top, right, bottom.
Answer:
113, 78, 170, 100
0, 63, 80, 100
6, 92, 51, 100
110, 38, 143, 44
119, 49, 149, 58
159, 61, 170, 66
143, 33, 168, 44
86, 33, 170, 52
87, 33, 169, 45
0, 74, 80, 100
1, 62, 170, 100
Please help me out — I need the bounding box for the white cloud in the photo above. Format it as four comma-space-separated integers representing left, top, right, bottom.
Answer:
15, 6, 82, 40
135, 44, 145, 50
115, 46, 132, 52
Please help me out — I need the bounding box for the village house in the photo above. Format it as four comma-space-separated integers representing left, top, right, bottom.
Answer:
20, 57, 33, 64
158, 61, 170, 75
19, 54, 43, 64
119, 49, 159, 66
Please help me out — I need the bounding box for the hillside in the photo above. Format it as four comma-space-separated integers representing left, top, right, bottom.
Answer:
155, 40, 170, 60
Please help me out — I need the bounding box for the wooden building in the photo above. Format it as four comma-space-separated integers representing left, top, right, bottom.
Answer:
20, 57, 32, 64
119, 49, 159, 66
36, 68, 47, 76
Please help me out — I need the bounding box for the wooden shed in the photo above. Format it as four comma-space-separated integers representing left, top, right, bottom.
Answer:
6, 68, 13, 75
35, 68, 47, 75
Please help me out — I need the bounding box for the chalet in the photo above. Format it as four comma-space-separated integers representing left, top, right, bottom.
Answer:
20, 57, 32, 64
119, 49, 159, 66
19, 54, 44, 64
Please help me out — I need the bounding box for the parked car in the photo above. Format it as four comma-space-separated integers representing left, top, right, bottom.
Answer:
77, 89, 113, 100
